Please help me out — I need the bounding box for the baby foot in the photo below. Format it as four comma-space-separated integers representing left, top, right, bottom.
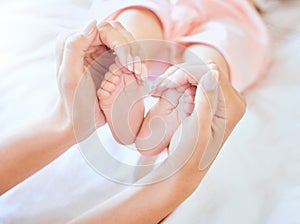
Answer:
135, 85, 196, 156
98, 63, 147, 145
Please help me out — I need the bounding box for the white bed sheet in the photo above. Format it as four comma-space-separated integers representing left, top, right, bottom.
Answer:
0, 0, 299, 223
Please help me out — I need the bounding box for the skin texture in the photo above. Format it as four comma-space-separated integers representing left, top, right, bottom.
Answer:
97, 8, 165, 149
70, 6, 246, 223
103, 8, 231, 156
0, 2, 251, 222
135, 85, 196, 156
0, 20, 140, 194
98, 62, 146, 145
70, 67, 246, 224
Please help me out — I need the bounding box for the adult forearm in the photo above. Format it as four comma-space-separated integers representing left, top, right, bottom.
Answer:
70, 170, 202, 224
0, 102, 74, 194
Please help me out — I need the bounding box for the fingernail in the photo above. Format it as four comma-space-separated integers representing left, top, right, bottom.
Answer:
134, 56, 141, 75
137, 79, 145, 86
115, 57, 122, 68
207, 62, 217, 70
152, 77, 163, 88
141, 64, 147, 76
149, 89, 155, 95
140, 63, 148, 85
127, 54, 134, 72
149, 88, 160, 97
200, 70, 219, 91
82, 20, 97, 36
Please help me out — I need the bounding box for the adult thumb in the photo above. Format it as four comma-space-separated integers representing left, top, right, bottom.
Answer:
192, 70, 219, 126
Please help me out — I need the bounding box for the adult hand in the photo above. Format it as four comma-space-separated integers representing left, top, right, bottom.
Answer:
149, 62, 211, 97
96, 21, 146, 84
145, 66, 246, 188
68, 67, 246, 224
170, 66, 246, 177
0, 19, 145, 194
55, 20, 143, 143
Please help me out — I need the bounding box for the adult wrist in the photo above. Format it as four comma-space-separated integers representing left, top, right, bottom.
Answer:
49, 99, 76, 148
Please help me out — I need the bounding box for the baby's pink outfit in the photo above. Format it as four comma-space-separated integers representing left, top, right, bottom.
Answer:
90, 0, 270, 91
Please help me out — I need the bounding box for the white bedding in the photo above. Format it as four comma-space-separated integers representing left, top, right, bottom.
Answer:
0, 0, 299, 223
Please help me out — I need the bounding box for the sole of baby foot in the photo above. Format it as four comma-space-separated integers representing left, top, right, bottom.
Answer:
98, 64, 146, 145
135, 86, 195, 156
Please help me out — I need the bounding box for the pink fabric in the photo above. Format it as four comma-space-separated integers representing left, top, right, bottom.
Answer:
90, 0, 270, 91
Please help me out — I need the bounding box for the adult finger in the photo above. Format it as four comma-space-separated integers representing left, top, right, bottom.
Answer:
191, 70, 219, 123
167, 71, 217, 161
150, 66, 178, 92
153, 64, 206, 87
96, 21, 132, 69
96, 21, 146, 84
150, 63, 209, 97
56, 30, 76, 75
217, 69, 246, 134
111, 22, 144, 82
60, 20, 97, 84
109, 21, 139, 56
198, 69, 246, 171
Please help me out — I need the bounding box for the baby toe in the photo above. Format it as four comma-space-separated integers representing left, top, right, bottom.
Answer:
101, 80, 116, 93
97, 88, 111, 99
